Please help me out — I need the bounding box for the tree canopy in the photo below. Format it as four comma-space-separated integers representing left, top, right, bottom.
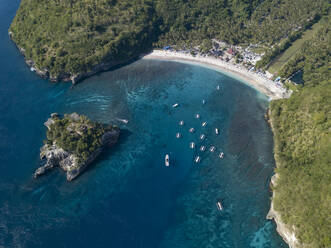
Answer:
269, 22, 331, 247
10, 0, 327, 78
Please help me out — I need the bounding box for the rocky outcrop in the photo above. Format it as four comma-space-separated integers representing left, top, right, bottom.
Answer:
9, 31, 137, 84
34, 114, 120, 181
29, 53, 135, 84
69, 58, 136, 84
35, 145, 71, 178
267, 108, 301, 248
267, 174, 300, 248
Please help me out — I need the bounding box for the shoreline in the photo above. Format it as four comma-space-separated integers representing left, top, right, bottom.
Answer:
266, 109, 300, 248
9, 30, 292, 99
267, 174, 299, 248
9, 30, 140, 84
145, 49, 297, 247
9, 37, 296, 245
143, 50, 290, 100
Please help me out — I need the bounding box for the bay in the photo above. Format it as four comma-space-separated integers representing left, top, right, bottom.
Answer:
0, 1, 287, 247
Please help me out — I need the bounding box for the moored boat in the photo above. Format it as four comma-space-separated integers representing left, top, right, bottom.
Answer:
216, 85, 220, 90
179, 120, 184, 126
190, 142, 195, 149
209, 146, 216, 152
215, 128, 219, 135
189, 128, 195, 133
176, 132, 181, 138
200, 134, 206, 140
116, 118, 129, 124
200, 146, 206, 151
172, 103, 179, 108
219, 152, 224, 159
165, 154, 170, 166
202, 122, 207, 127
194, 156, 201, 163
217, 201, 223, 211
195, 113, 200, 119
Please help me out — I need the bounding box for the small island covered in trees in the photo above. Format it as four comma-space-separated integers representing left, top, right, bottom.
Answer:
35, 113, 120, 181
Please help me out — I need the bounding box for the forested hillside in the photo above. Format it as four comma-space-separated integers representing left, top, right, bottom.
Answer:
10, 0, 327, 80
10, 0, 159, 79
269, 22, 330, 247
155, 0, 326, 46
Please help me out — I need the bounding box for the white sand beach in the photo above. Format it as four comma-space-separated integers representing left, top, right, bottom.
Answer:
143, 50, 290, 100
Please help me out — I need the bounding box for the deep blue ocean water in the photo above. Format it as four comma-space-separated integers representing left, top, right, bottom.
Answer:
0, 1, 288, 247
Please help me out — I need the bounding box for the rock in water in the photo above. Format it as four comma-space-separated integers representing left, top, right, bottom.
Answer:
34, 113, 120, 181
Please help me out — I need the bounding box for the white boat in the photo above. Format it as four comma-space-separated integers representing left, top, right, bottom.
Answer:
215, 128, 219, 135
216, 85, 220, 90
116, 118, 129, 124
30, 67, 36, 72
190, 142, 195, 149
200, 146, 206, 151
217, 201, 223, 211
195, 114, 200, 119
194, 156, 201, 163
179, 120, 184, 126
202, 99, 205, 104
209, 146, 216, 152
202, 122, 207, 127
165, 154, 170, 166
176, 132, 181, 138
189, 128, 195, 133
200, 134, 206, 140
219, 152, 224, 159
172, 103, 179, 108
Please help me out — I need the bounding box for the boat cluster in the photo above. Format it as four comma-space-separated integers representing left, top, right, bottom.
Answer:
175, 113, 224, 164
166, 85, 225, 211
169, 84, 224, 165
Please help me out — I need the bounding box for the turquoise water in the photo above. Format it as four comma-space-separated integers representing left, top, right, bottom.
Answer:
0, 1, 287, 247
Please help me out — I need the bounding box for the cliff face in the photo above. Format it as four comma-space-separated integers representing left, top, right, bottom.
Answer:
267, 174, 300, 248
266, 109, 300, 248
8, 0, 157, 84
34, 113, 120, 181
9, 32, 137, 84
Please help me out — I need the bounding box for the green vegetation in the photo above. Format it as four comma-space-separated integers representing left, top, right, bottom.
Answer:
10, 0, 328, 79
255, 15, 322, 70
269, 22, 331, 247
10, 0, 159, 78
155, 0, 327, 47
9, 2, 331, 245
46, 113, 117, 163
267, 20, 324, 74
278, 20, 330, 81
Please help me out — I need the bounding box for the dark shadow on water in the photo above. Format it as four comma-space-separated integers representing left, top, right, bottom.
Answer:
69, 49, 153, 87
82, 128, 133, 175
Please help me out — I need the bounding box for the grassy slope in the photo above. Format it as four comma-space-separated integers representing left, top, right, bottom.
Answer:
268, 21, 324, 74
269, 23, 331, 247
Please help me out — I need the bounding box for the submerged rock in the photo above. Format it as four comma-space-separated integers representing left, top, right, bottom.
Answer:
34, 113, 120, 181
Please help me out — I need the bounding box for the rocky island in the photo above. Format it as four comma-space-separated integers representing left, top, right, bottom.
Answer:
35, 113, 120, 181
